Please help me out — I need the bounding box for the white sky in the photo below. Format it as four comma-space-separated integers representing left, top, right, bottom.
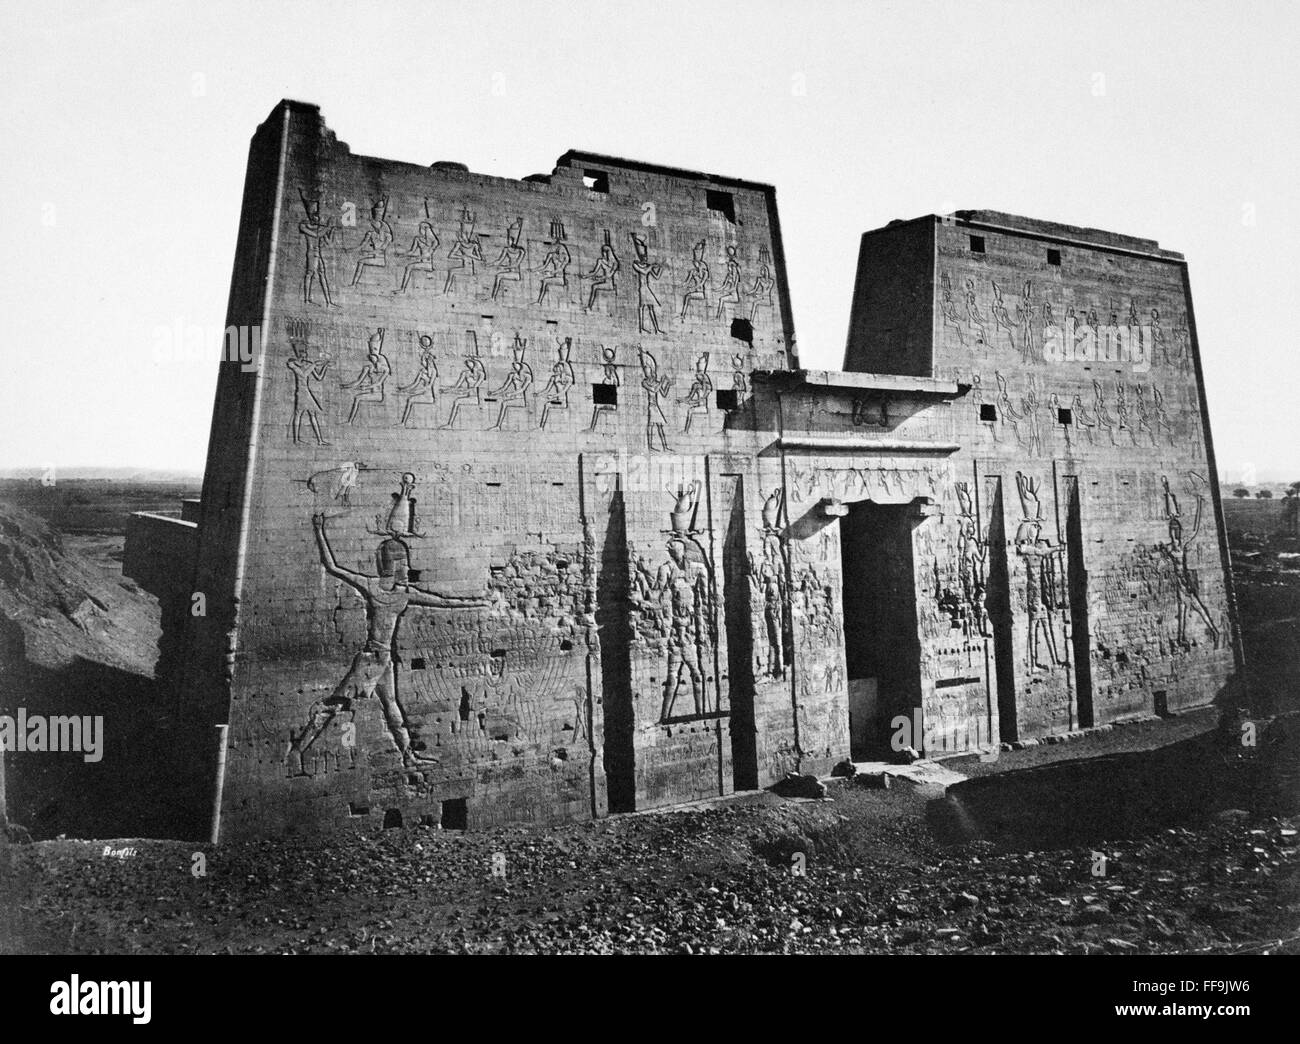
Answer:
2, 0, 1296, 481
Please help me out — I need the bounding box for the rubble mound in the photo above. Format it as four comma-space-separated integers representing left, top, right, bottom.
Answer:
0, 501, 159, 677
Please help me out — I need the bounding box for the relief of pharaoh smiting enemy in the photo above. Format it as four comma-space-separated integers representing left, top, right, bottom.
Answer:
288, 473, 491, 774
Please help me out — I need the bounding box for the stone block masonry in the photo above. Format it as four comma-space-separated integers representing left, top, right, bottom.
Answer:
123, 101, 1239, 840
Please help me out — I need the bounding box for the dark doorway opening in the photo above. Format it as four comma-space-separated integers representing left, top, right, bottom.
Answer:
598, 488, 637, 812
840, 501, 922, 760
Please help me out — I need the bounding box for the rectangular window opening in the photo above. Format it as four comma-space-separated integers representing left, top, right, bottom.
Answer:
969, 235, 985, 254
980, 403, 997, 421
730, 317, 753, 344
592, 383, 618, 406
706, 189, 736, 223
582, 170, 609, 193
1057, 407, 1073, 425
1047, 248, 1062, 266
716, 389, 739, 411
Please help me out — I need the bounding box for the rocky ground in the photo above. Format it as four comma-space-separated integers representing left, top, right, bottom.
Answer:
1, 756, 1296, 954
3, 700, 1298, 955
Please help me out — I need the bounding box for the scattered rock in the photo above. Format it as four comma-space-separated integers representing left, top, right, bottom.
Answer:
1214, 809, 1251, 824
771, 773, 827, 799
890, 746, 920, 765
850, 771, 891, 790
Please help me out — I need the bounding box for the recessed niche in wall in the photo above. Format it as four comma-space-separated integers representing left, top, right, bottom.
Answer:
441, 798, 468, 830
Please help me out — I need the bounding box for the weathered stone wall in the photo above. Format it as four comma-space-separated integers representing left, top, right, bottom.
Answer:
199, 102, 810, 837
843, 213, 1239, 750
144, 101, 1238, 839
122, 512, 197, 689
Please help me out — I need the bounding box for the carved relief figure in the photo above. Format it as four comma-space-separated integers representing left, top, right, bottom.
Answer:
398, 335, 438, 426
795, 562, 840, 652
679, 352, 712, 433
539, 337, 575, 429
298, 190, 337, 306
749, 488, 788, 678
1070, 389, 1099, 444
488, 334, 533, 430
746, 247, 775, 321
964, 278, 987, 342
587, 345, 619, 432
288, 512, 489, 774
350, 196, 394, 286
1173, 315, 1193, 373
307, 461, 362, 506
585, 230, 619, 311
731, 353, 749, 404
535, 230, 571, 305
629, 232, 664, 334
1019, 376, 1045, 455
1133, 383, 1157, 446
1014, 472, 1066, 671
679, 240, 710, 320
441, 332, 487, 428
1160, 472, 1220, 648
1091, 378, 1117, 445
662, 539, 711, 717
1016, 280, 1037, 363
287, 338, 332, 445
1151, 384, 1175, 443
654, 531, 716, 721
993, 374, 1024, 452
954, 481, 989, 637
444, 207, 485, 293
342, 329, 391, 425
714, 246, 743, 319
1113, 379, 1131, 442
990, 280, 1016, 350
941, 273, 965, 346
639, 346, 671, 452
396, 199, 440, 293
490, 217, 526, 300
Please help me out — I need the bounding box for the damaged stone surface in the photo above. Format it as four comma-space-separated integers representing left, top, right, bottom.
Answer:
120, 100, 1239, 840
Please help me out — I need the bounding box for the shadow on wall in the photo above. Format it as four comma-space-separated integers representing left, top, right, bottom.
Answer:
0, 617, 212, 841
927, 713, 1299, 851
